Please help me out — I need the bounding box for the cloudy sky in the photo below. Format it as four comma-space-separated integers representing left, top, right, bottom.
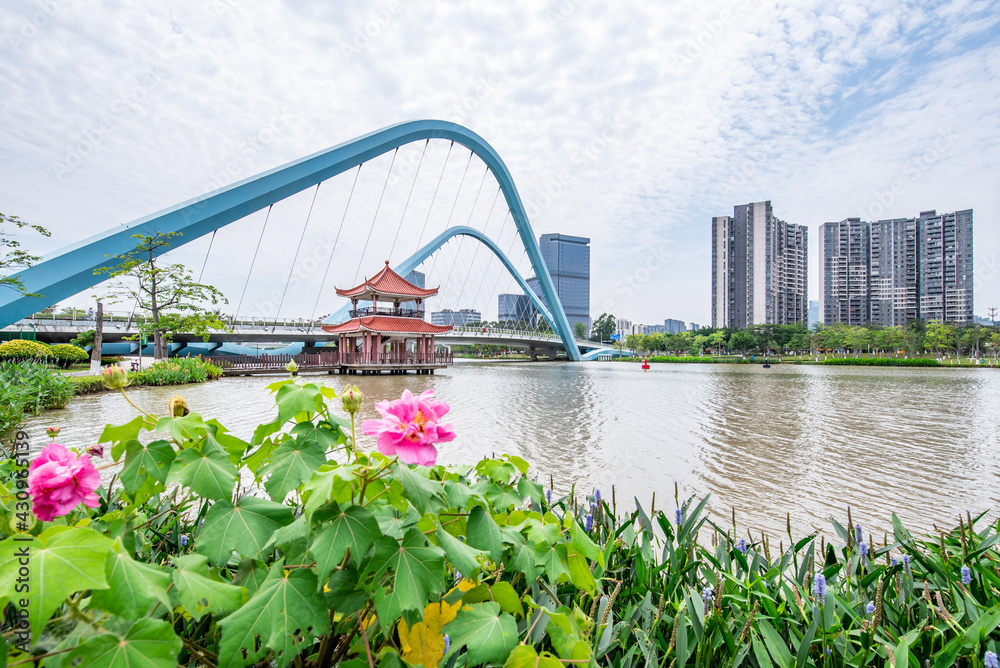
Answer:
2, 0, 998, 326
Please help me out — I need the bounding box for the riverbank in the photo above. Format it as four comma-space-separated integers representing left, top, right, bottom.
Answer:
616, 355, 997, 367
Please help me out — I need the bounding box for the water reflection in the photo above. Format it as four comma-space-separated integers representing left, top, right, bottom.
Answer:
24, 360, 1000, 541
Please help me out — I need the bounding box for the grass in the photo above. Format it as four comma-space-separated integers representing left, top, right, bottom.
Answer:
69, 357, 223, 395
0, 361, 75, 439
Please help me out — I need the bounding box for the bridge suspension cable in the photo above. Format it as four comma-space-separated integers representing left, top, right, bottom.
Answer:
414, 140, 454, 255
353, 148, 399, 284
469, 210, 512, 313
442, 165, 490, 305
274, 182, 322, 327
388, 140, 428, 264
453, 184, 502, 308
426, 150, 474, 280
198, 230, 216, 283
234, 204, 273, 318
308, 164, 362, 327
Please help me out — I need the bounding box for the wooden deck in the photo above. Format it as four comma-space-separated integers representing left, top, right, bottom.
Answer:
208, 352, 453, 376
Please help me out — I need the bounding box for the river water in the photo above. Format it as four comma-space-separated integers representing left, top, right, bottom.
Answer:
24, 360, 1000, 542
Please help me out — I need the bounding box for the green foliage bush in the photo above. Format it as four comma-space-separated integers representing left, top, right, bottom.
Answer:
1, 380, 996, 667
130, 357, 222, 385
823, 357, 941, 367
0, 361, 74, 438
0, 339, 51, 361
640, 356, 753, 364
49, 343, 89, 368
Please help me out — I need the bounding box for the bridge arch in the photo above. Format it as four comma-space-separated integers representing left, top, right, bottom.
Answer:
0, 120, 580, 359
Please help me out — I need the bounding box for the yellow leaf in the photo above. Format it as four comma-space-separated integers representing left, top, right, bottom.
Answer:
398, 598, 463, 666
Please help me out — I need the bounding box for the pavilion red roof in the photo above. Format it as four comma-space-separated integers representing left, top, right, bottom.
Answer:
335, 261, 439, 300
321, 316, 453, 335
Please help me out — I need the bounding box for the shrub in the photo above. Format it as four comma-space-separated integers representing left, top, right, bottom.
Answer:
131, 357, 222, 386
69, 375, 110, 395
0, 361, 74, 438
823, 357, 941, 367
0, 339, 52, 362
49, 343, 89, 368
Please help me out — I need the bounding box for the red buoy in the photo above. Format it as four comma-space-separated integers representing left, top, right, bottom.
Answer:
641, 358, 650, 370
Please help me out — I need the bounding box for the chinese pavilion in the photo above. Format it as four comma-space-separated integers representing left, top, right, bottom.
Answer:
321, 261, 453, 372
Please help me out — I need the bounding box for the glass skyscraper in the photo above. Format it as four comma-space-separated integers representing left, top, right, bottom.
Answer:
499, 233, 591, 332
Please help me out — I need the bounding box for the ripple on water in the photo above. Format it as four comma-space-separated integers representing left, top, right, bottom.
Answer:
23, 361, 1000, 540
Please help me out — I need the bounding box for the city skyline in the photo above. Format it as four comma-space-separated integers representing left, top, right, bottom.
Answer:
1, 2, 997, 327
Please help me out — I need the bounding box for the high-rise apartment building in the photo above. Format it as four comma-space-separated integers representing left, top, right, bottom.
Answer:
820, 209, 973, 325
711, 201, 808, 329
663, 319, 687, 333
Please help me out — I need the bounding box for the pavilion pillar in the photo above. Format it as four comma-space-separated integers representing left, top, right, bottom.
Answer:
430, 335, 435, 362
374, 334, 382, 364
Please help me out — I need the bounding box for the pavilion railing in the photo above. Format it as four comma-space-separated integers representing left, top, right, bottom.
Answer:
206, 351, 453, 370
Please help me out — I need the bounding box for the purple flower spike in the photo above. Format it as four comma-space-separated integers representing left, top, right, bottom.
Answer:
866, 601, 875, 615
546, 489, 552, 505
675, 508, 683, 525
585, 514, 593, 532
961, 565, 971, 585
179, 534, 188, 547
595, 489, 601, 503
736, 537, 748, 554
813, 573, 827, 598
984, 651, 997, 668
855, 524, 863, 543
859, 542, 869, 558
444, 634, 450, 653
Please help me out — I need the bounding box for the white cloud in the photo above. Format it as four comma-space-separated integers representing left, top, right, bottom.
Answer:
0, 0, 997, 326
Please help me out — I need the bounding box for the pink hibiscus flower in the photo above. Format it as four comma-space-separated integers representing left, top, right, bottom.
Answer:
27, 443, 102, 522
361, 389, 456, 466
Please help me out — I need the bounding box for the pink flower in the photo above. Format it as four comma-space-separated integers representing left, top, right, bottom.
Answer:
28, 443, 102, 522
361, 389, 456, 466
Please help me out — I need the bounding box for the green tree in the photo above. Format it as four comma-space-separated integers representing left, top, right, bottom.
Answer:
1, 212, 51, 296
728, 329, 757, 354
708, 330, 727, 353
590, 313, 616, 342
96, 232, 229, 360
923, 322, 951, 355
572, 321, 588, 339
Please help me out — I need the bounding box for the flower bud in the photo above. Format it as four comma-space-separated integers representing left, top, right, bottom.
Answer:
286, 360, 299, 375
101, 365, 130, 389
341, 385, 363, 414
86, 444, 105, 458
46, 426, 61, 440
168, 395, 190, 417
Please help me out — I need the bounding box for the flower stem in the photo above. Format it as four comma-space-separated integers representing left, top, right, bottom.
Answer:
350, 412, 359, 461
118, 387, 154, 418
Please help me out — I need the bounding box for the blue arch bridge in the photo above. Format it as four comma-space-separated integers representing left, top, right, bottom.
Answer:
0, 120, 622, 370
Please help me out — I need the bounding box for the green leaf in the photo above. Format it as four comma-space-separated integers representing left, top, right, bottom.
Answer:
310, 503, 381, 577
504, 645, 563, 668
290, 420, 345, 450
467, 506, 505, 561
568, 517, 604, 566
324, 568, 368, 615
120, 439, 176, 500
757, 618, 793, 668
372, 529, 446, 621
65, 618, 181, 668
99, 416, 153, 461
395, 463, 446, 514
217, 561, 330, 668
172, 554, 246, 620
301, 464, 362, 517
90, 541, 171, 619
169, 440, 238, 501
260, 437, 327, 500
0, 527, 112, 642
486, 483, 523, 511
507, 532, 542, 581
566, 552, 595, 594
156, 412, 210, 443
196, 497, 295, 565
435, 521, 487, 577
445, 479, 476, 508
488, 581, 524, 617
964, 604, 1000, 643
443, 601, 518, 665
534, 542, 570, 584
274, 382, 324, 423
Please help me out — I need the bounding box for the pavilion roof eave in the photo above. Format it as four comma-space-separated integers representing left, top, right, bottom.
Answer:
321, 315, 453, 336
